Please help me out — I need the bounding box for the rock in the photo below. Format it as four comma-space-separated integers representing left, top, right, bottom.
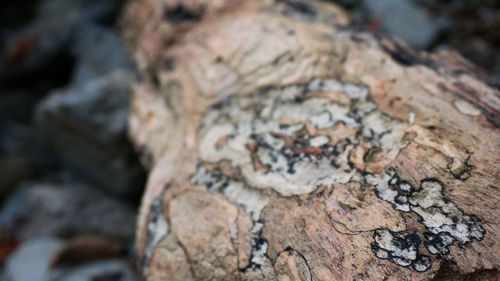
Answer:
5, 237, 64, 281
0, 154, 36, 201
0, 92, 38, 126
0, 228, 20, 267
0, 183, 137, 242
71, 24, 133, 85
362, 0, 450, 49
0, 0, 123, 92
50, 235, 124, 267
35, 72, 144, 198
5, 238, 139, 281
21, 1, 144, 199
0, 0, 40, 30
49, 260, 140, 281
0, 124, 47, 201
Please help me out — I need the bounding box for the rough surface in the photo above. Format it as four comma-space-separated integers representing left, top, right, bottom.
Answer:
122, 0, 500, 280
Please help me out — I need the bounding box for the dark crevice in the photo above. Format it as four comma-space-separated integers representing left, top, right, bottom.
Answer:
164, 4, 203, 23
278, 0, 318, 21
432, 261, 499, 281
378, 37, 440, 70
324, 206, 375, 236
449, 81, 500, 128
0, 48, 77, 94
176, 239, 199, 281
448, 156, 473, 181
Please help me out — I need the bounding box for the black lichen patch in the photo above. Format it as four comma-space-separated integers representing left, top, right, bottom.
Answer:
371, 170, 485, 271
379, 38, 439, 70
164, 4, 203, 23
371, 229, 431, 272
146, 196, 164, 245
190, 164, 228, 191
240, 237, 269, 272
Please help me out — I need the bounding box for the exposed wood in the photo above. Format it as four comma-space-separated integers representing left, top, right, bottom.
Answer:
121, 0, 500, 280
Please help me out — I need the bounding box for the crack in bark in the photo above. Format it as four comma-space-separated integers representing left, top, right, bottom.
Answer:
274, 246, 315, 281
175, 238, 199, 281
323, 202, 378, 236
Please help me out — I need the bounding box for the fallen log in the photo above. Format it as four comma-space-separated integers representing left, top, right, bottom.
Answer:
121, 0, 500, 280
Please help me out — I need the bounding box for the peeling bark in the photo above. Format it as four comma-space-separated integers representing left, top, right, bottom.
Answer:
121, 0, 500, 280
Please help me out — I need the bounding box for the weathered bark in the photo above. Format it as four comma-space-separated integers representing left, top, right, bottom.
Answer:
121, 0, 500, 280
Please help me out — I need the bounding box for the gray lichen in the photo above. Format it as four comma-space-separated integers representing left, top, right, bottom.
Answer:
191, 165, 269, 223
371, 229, 431, 272
194, 78, 485, 273
368, 169, 485, 269
143, 195, 169, 275
198, 78, 405, 196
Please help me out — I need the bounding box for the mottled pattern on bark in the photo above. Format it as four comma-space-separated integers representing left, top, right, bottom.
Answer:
122, 0, 500, 280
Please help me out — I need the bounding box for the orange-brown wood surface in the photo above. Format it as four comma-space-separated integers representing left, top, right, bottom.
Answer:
121, 1, 500, 280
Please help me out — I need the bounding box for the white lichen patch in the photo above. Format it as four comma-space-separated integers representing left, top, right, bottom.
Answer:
143, 196, 169, 275
248, 238, 270, 269
199, 78, 407, 196
368, 169, 485, 264
191, 165, 269, 224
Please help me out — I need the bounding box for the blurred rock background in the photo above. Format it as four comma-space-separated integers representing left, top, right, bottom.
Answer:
334, 0, 500, 87
0, 0, 144, 280
0, 0, 498, 280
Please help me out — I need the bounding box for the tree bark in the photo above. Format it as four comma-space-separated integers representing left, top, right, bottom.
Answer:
121, 0, 500, 280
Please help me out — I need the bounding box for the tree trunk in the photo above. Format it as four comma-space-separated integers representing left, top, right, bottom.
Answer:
121, 0, 500, 280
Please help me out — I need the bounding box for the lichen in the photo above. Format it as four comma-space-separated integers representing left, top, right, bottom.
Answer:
194, 78, 485, 273
198, 78, 406, 196
371, 229, 431, 272
191, 165, 269, 223
143, 195, 169, 275
367, 169, 485, 269
191, 165, 273, 272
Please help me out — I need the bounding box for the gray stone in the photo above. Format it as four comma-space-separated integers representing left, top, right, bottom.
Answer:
363, 0, 451, 50
5, 237, 64, 281
0, 183, 137, 242
0, 124, 40, 200
71, 24, 133, 85
35, 72, 144, 198
0, 0, 123, 87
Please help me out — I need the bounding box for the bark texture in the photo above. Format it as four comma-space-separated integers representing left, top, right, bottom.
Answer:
121, 0, 500, 280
